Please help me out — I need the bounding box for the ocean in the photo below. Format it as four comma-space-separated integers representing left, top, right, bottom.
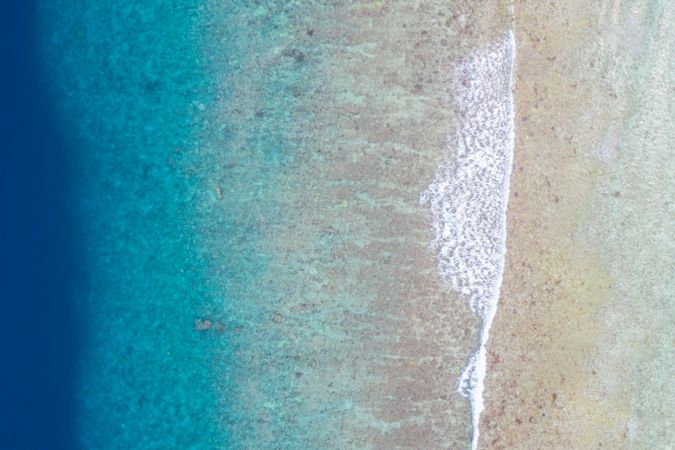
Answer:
7, 0, 671, 449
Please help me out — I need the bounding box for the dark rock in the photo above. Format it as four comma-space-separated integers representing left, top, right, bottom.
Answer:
282, 48, 306, 63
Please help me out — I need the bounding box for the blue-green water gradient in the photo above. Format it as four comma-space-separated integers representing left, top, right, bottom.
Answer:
40, 1, 236, 447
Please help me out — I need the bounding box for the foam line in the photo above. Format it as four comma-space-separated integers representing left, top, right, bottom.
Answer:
420, 31, 515, 450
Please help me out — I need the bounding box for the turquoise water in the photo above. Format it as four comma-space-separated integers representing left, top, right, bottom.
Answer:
40, 1, 329, 447
41, 1, 215, 446
41, 2, 241, 448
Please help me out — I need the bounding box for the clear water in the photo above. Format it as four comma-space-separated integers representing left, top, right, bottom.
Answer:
40, 1, 231, 447
40, 1, 345, 448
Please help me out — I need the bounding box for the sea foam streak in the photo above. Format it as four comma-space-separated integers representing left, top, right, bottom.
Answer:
420, 31, 515, 450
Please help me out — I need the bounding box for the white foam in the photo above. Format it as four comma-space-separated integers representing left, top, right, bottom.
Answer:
420, 31, 515, 450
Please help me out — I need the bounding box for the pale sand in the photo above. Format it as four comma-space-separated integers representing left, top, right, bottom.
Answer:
480, 1, 634, 448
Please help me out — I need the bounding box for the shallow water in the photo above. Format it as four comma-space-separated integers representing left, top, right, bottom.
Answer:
580, 0, 675, 446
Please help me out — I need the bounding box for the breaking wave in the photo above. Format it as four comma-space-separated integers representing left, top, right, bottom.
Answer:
420, 31, 516, 450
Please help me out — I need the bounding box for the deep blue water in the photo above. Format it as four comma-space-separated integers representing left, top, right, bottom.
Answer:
0, 2, 78, 449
